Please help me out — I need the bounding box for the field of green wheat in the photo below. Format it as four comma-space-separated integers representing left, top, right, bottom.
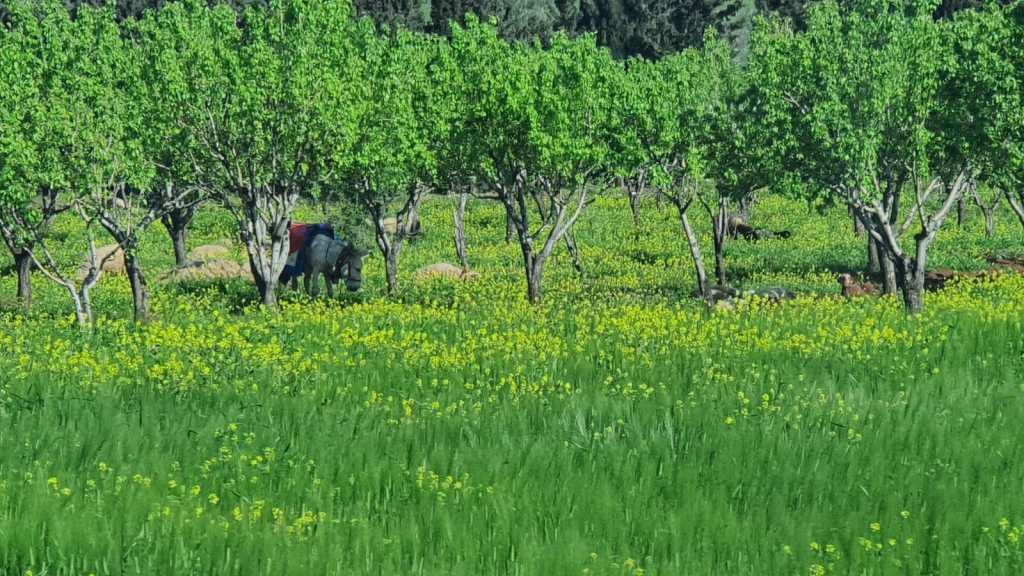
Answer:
1, 196, 1023, 576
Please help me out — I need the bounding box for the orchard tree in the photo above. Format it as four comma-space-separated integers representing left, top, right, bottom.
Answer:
449, 16, 617, 303
610, 58, 664, 229
445, 17, 535, 300
764, 0, 975, 312
330, 24, 439, 294
432, 37, 480, 270
0, 1, 164, 324
134, 6, 220, 268
699, 29, 788, 287
525, 32, 618, 279
0, 3, 48, 311
142, 0, 360, 308
614, 51, 715, 297
949, 3, 1024, 232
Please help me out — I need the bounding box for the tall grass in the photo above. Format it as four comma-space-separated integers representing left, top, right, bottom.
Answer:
0, 197, 1022, 575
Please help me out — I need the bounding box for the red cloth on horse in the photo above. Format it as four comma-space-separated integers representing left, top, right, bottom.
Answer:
288, 223, 312, 255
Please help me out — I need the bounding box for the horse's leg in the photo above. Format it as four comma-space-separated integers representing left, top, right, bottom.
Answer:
303, 271, 312, 296
309, 270, 321, 298
327, 277, 336, 298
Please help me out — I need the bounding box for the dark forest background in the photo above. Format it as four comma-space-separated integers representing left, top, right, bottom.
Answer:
3, 0, 1012, 58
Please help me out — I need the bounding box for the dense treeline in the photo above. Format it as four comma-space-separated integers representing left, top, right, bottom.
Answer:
0, 0, 1021, 325
19, 0, 1015, 57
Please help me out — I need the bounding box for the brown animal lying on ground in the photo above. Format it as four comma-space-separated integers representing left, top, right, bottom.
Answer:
415, 262, 479, 282
837, 273, 878, 298
986, 256, 1024, 274
924, 268, 958, 291
842, 268, 995, 296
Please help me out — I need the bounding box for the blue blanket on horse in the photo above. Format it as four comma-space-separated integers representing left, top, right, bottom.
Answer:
280, 222, 335, 284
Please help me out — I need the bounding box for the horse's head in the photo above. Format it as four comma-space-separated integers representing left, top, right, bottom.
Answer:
329, 241, 369, 292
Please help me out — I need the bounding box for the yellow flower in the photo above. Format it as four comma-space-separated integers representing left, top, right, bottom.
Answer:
724, 416, 736, 425
869, 522, 881, 533
900, 510, 910, 519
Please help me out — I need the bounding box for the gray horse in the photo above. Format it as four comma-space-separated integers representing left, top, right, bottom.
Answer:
291, 235, 368, 297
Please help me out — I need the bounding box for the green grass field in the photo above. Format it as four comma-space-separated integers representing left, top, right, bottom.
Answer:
1, 196, 1023, 575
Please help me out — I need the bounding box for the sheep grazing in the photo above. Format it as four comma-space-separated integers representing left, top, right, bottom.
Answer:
702, 284, 794, 309
742, 286, 796, 302
727, 216, 754, 240
726, 215, 792, 241
415, 262, 479, 282
700, 284, 738, 303
837, 273, 878, 298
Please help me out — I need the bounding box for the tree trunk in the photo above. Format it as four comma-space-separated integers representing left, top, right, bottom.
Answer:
259, 276, 278, 308
70, 290, 90, 327
983, 209, 995, 237
956, 197, 966, 228
240, 215, 290, 311
712, 199, 728, 286
1007, 190, 1024, 231
853, 207, 865, 236
677, 208, 708, 298
881, 251, 898, 295
895, 257, 925, 314
405, 193, 424, 238
526, 260, 543, 305
738, 194, 755, 222
162, 207, 196, 268
14, 248, 32, 311
628, 191, 641, 228
370, 204, 408, 296
564, 229, 583, 273
124, 250, 150, 323
385, 247, 399, 291
169, 223, 188, 267
505, 212, 515, 244
454, 191, 469, 270
244, 240, 283, 310
68, 273, 98, 327
867, 233, 881, 275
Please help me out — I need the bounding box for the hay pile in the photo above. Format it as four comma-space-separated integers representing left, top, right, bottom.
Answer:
158, 259, 253, 284
188, 242, 233, 261
76, 244, 125, 281
415, 262, 479, 282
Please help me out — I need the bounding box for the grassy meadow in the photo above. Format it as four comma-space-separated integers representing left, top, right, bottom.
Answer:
1, 196, 1023, 575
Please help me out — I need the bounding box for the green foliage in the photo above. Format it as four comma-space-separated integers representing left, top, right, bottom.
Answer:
331, 24, 438, 210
